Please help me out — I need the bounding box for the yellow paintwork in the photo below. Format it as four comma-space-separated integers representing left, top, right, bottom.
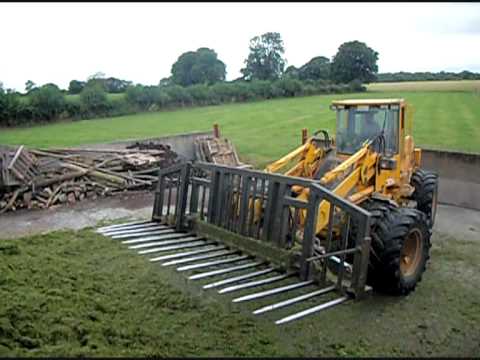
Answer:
262, 98, 420, 236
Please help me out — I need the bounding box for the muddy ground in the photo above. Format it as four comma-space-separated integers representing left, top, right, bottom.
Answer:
1, 193, 479, 356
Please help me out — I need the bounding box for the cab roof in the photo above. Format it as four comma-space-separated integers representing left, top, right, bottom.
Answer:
331, 99, 405, 106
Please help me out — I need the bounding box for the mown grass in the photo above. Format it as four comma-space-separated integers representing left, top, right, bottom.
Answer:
0, 228, 479, 357
1, 90, 479, 167
367, 80, 480, 92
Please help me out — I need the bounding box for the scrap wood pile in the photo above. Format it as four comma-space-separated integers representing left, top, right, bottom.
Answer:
0, 143, 179, 214
194, 135, 251, 169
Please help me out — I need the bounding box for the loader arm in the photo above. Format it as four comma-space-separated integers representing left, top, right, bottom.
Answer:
294, 141, 378, 235
265, 138, 328, 178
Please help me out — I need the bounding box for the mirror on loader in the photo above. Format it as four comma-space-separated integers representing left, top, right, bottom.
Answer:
331, 101, 401, 157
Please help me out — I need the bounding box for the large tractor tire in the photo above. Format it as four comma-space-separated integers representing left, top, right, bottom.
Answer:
356, 200, 432, 295
410, 169, 439, 228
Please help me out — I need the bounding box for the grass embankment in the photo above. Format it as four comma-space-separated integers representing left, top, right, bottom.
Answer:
0, 228, 479, 357
1, 90, 479, 166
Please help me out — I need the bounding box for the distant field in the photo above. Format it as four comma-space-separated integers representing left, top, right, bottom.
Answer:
65, 93, 125, 104
367, 80, 480, 92
1, 90, 479, 166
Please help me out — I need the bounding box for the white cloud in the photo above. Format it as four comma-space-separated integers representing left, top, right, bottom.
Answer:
0, 2, 479, 91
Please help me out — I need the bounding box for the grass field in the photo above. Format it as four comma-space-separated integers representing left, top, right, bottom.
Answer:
1, 89, 479, 167
1, 82, 479, 357
0, 227, 478, 357
367, 80, 480, 92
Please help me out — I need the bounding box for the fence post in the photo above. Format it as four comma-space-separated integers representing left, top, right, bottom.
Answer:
175, 162, 191, 231
300, 185, 321, 280
302, 128, 308, 145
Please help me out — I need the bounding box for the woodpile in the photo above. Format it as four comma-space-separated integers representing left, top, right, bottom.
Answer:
194, 135, 251, 169
0, 144, 179, 214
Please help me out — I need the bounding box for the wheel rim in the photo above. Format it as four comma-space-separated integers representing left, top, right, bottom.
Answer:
400, 228, 423, 277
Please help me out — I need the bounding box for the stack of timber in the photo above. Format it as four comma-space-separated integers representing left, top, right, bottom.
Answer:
0, 144, 179, 214
194, 135, 251, 169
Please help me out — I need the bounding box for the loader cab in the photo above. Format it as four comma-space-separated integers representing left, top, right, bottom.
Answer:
331, 99, 405, 157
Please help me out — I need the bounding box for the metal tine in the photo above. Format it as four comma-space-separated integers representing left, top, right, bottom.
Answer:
177, 255, 250, 272
189, 261, 263, 280
161, 250, 238, 266
121, 232, 190, 245
111, 229, 180, 240
97, 222, 158, 233
253, 285, 336, 315
275, 296, 350, 325
203, 267, 275, 290
96, 220, 153, 232
102, 225, 168, 236
218, 273, 292, 294
149, 245, 227, 263
138, 241, 214, 255
128, 236, 203, 249
232, 280, 314, 303
99, 221, 163, 232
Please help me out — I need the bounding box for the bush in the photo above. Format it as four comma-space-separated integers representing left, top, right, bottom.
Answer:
126, 85, 160, 109
80, 84, 109, 116
29, 84, 65, 122
1, 76, 367, 128
275, 78, 303, 97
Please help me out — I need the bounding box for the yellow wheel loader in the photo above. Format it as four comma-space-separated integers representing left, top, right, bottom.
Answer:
98, 98, 439, 324
263, 99, 439, 295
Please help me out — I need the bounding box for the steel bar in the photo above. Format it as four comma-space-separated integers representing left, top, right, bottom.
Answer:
128, 236, 203, 249
188, 262, 263, 280
149, 246, 226, 263
111, 229, 182, 239
100, 222, 161, 232
176, 255, 250, 272
137, 241, 213, 255
218, 273, 292, 294
252, 285, 336, 315
274, 296, 349, 325
96, 220, 154, 232
120, 232, 183, 244
232, 280, 314, 303
203, 268, 275, 290
307, 247, 358, 262
161, 250, 238, 266
96, 220, 153, 231
101, 225, 168, 236
100, 222, 165, 232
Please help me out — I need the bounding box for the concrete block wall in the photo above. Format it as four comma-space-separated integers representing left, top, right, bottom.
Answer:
421, 148, 480, 210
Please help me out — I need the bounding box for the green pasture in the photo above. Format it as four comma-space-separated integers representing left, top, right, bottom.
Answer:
1, 89, 479, 167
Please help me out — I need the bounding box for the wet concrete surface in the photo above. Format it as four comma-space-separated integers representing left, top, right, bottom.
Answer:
0, 191, 154, 239
1, 191, 479, 241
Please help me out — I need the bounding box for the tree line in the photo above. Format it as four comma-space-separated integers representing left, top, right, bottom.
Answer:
376, 71, 480, 82
3, 31, 475, 128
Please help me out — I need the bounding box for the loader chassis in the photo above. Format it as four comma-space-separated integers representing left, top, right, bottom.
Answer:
264, 98, 438, 295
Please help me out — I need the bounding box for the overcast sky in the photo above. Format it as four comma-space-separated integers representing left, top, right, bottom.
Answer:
1, 2, 479, 91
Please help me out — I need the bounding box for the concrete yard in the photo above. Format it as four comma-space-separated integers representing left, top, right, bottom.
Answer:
1, 190, 478, 242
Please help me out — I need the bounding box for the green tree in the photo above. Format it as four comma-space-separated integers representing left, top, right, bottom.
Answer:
171, 48, 226, 87
25, 80, 36, 94
68, 80, 85, 94
80, 83, 108, 113
241, 32, 286, 81
298, 56, 331, 81
331, 41, 379, 83
103, 77, 132, 93
0, 88, 21, 126
29, 83, 65, 121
